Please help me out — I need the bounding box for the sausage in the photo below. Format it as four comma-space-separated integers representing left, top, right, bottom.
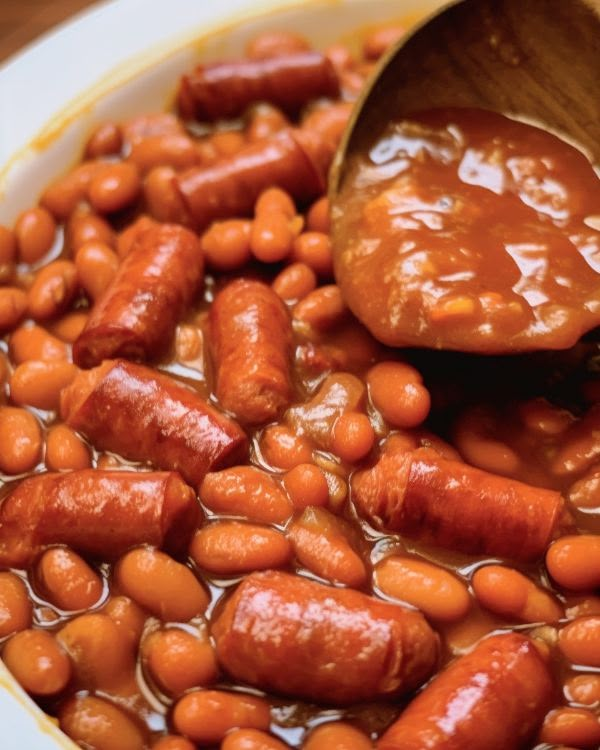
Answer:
175, 129, 328, 230
212, 570, 440, 705
351, 446, 563, 561
73, 224, 203, 368
210, 279, 294, 424
60, 359, 248, 487
0, 470, 198, 567
378, 632, 555, 750
178, 52, 339, 121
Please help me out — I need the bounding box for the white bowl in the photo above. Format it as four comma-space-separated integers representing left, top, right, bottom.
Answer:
0, 0, 444, 746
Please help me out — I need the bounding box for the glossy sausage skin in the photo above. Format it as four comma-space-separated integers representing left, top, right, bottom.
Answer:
175, 129, 327, 230
61, 359, 248, 487
210, 279, 294, 424
352, 447, 563, 561
178, 52, 339, 121
73, 224, 203, 368
212, 570, 440, 705
0, 470, 198, 567
378, 632, 555, 750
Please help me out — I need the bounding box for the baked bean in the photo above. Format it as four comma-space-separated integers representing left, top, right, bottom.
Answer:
143, 627, 217, 695
122, 113, 184, 144
362, 25, 405, 60
292, 231, 333, 278
566, 597, 600, 619
201, 466, 293, 524
153, 737, 196, 750
144, 166, 190, 224
27, 259, 78, 320
115, 547, 209, 622
0, 572, 32, 637
272, 262, 317, 302
37, 547, 102, 611
223, 730, 290, 750
246, 105, 290, 142
293, 285, 346, 329
281, 463, 329, 509
331, 412, 375, 463
0, 406, 42, 474
85, 122, 123, 158
473, 565, 563, 623
75, 240, 119, 301
10, 359, 78, 411
301, 103, 353, 148
101, 595, 147, 652
3, 629, 71, 695
245, 30, 310, 59
255, 187, 296, 219
518, 397, 574, 436
0, 287, 27, 330
325, 43, 355, 73
129, 134, 198, 172
0, 224, 17, 265
116, 214, 158, 258
175, 323, 203, 363
190, 521, 292, 575
453, 406, 520, 476
201, 219, 252, 271
302, 722, 373, 750
559, 616, 600, 667
306, 196, 330, 233
367, 360, 431, 428
59, 695, 145, 750
9, 324, 69, 363
48, 311, 89, 343
41, 162, 105, 220
564, 674, 600, 706
539, 707, 600, 748
287, 506, 367, 587
67, 210, 115, 250
259, 424, 314, 470
250, 212, 295, 263
568, 466, 600, 510
375, 556, 471, 623
546, 535, 600, 591
88, 162, 141, 214
211, 130, 247, 158
173, 690, 271, 745
14, 207, 57, 264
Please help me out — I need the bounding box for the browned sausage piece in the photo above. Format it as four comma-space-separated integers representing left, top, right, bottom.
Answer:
378, 632, 555, 750
0, 470, 198, 568
178, 52, 339, 121
73, 224, 203, 368
210, 279, 293, 424
212, 570, 440, 705
60, 359, 248, 487
175, 129, 327, 230
351, 445, 563, 561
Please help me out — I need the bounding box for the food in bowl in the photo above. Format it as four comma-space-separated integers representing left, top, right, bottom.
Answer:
0, 8, 599, 750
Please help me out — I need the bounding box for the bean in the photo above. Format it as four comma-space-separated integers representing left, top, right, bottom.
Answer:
67, 210, 115, 251
89, 162, 141, 214
172, 690, 271, 745
564, 674, 600, 706
27, 259, 78, 320
259, 425, 314, 470
101, 595, 147, 652
559, 617, 600, 667
539, 707, 600, 748
0, 224, 17, 265
129, 134, 198, 172
37, 547, 102, 611
367, 360, 431, 428
291, 231, 333, 278
375, 556, 471, 623
46, 421, 92, 472
568, 466, 600, 510
85, 122, 123, 158
115, 547, 208, 622
175, 323, 203, 363
301, 103, 352, 148
41, 162, 104, 220
190, 521, 292, 575
245, 30, 310, 59
122, 113, 184, 144
9, 324, 69, 363
246, 105, 289, 142
59, 695, 145, 750
10, 359, 78, 411
222, 729, 291, 750
287, 506, 367, 588
0, 406, 42, 474
272, 262, 317, 302
362, 25, 405, 60
144, 166, 190, 224
201, 466, 292, 524
143, 627, 217, 694
546, 535, 600, 591
281, 463, 329, 509
250, 212, 295, 263
75, 240, 119, 301
255, 187, 296, 219
3, 629, 71, 695
14, 207, 57, 264
201, 220, 252, 271
518, 397, 574, 435
0, 287, 27, 330
453, 406, 520, 476
211, 131, 247, 158
331, 412, 375, 463
302, 721, 373, 750
0, 572, 32, 637
293, 285, 346, 330
116, 214, 158, 258
306, 196, 330, 233
325, 43, 354, 73
153, 737, 196, 750
49, 311, 89, 342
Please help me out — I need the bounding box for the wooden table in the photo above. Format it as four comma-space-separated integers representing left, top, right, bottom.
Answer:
0, 0, 99, 63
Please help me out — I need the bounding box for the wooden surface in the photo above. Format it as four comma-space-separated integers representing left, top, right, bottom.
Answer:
0, 0, 100, 63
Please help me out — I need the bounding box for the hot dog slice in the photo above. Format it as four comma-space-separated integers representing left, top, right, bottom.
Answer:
178, 52, 339, 121
61, 359, 248, 487
212, 570, 439, 705
0, 470, 198, 568
352, 446, 563, 561
73, 224, 203, 368
378, 632, 555, 750
210, 279, 293, 424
